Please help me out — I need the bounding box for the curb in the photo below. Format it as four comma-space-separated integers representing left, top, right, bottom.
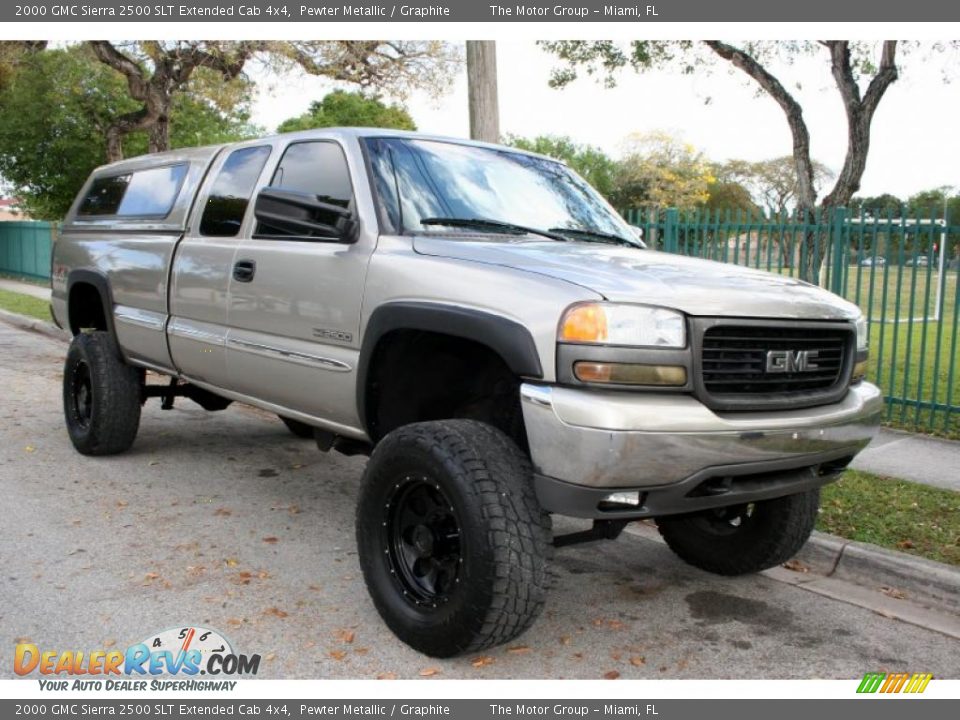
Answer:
0, 308, 69, 342
797, 530, 960, 612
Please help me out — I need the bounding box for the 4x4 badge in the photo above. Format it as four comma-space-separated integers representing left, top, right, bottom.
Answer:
766, 349, 820, 373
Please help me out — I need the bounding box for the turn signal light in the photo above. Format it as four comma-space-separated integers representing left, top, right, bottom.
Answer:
574, 362, 687, 386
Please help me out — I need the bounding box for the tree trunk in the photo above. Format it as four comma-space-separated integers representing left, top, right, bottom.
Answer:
466, 41, 500, 143
148, 112, 170, 154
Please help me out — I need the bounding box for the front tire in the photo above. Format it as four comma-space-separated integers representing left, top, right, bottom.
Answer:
63, 331, 142, 456
356, 420, 551, 657
656, 489, 820, 576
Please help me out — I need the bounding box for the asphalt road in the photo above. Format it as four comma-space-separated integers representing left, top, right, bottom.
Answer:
1, 321, 957, 680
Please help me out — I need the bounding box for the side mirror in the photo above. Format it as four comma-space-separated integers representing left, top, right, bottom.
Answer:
254, 187, 358, 242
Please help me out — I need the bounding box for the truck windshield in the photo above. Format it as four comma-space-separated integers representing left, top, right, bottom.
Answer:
364, 137, 641, 246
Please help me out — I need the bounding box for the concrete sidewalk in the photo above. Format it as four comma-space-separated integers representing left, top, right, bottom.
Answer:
0, 277, 51, 301
0, 275, 956, 491
851, 427, 960, 491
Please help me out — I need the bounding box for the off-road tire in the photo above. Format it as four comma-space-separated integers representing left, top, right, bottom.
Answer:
63, 331, 141, 456
356, 419, 552, 657
278, 415, 314, 439
656, 489, 820, 576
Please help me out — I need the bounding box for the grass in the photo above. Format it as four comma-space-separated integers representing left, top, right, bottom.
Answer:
818, 470, 960, 567
0, 287, 50, 321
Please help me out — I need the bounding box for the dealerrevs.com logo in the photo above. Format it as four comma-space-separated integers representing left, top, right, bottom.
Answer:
15, 626, 259, 691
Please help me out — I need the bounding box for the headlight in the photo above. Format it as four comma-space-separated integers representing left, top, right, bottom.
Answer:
559, 303, 686, 348
855, 315, 868, 352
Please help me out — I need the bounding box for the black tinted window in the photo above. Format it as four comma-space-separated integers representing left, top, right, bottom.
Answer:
78, 175, 131, 216
200, 146, 271, 237
77, 164, 188, 218
271, 142, 352, 207
256, 141, 353, 239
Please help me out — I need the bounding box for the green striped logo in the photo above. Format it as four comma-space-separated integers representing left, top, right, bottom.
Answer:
857, 672, 933, 694
857, 673, 886, 693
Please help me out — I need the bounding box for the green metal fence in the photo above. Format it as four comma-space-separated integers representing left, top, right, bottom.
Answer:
0, 221, 55, 281
624, 207, 960, 437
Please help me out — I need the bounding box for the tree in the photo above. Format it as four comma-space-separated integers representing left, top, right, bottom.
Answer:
849, 193, 904, 218
701, 178, 759, 214
503, 134, 617, 199
610, 132, 714, 210
539, 40, 944, 280
718, 157, 833, 214
277, 90, 416, 133
87, 41, 459, 161
906, 188, 960, 221
0, 46, 257, 219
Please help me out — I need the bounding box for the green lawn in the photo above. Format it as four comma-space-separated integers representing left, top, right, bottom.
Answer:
818, 470, 960, 567
0, 287, 50, 321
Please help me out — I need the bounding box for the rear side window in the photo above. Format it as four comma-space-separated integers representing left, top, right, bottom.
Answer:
78, 164, 188, 218
78, 175, 130, 216
200, 146, 271, 237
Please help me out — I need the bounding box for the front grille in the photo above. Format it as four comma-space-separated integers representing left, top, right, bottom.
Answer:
698, 323, 852, 408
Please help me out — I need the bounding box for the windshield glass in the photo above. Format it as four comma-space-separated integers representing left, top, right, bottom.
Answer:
364, 137, 639, 244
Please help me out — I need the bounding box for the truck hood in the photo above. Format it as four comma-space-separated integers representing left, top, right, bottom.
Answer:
413, 236, 861, 320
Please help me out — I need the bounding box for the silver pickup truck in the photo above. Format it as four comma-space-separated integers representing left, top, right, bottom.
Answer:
51, 128, 881, 657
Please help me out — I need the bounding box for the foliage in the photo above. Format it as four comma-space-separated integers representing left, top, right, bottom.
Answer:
700, 178, 759, 214
849, 193, 905, 217
906, 188, 960, 221
611, 132, 714, 210
503, 134, 617, 199
277, 90, 416, 133
85, 41, 460, 160
0, 46, 257, 220
718, 157, 833, 213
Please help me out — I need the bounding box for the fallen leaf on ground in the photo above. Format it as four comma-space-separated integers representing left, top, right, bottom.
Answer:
897, 539, 915, 549
214, 508, 232, 517
603, 670, 621, 680
226, 618, 243, 628
334, 629, 355, 644
353, 647, 369, 655
629, 656, 646, 667
14, 637, 31, 644
506, 645, 531, 654
880, 586, 907, 600
376, 672, 397, 680
115, 500, 128, 508
144, 572, 160, 580
224, 558, 239, 567
559, 635, 571, 646
265, 653, 276, 662
329, 650, 347, 661
471, 656, 495, 668
24, 446, 34, 453
782, 559, 810, 573
264, 607, 289, 619
103, 639, 116, 648
262, 537, 279, 544
419, 667, 440, 677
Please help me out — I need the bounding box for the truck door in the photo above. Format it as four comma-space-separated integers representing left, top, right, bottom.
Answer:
168, 142, 273, 388
224, 138, 373, 432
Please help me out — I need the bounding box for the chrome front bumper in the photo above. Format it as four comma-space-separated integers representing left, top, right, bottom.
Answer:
520, 382, 883, 518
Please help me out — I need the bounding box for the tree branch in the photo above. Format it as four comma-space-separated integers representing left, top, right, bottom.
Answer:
704, 40, 817, 210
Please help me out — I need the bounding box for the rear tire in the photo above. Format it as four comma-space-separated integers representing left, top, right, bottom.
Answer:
63, 331, 141, 456
656, 489, 820, 576
356, 420, 552, 657
278, 415, 314, 439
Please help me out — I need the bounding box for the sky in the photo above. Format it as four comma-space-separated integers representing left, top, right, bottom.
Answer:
249, 40, 959, 201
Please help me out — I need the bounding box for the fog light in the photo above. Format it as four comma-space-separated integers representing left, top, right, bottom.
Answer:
602, 491, 640, 506
574, 361, 687, 386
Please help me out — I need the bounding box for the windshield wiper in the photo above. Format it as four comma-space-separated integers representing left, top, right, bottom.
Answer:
420, 217, 569, 242
548, 227, 641, 248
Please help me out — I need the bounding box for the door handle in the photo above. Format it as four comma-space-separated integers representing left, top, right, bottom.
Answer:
233, 260, 256, 283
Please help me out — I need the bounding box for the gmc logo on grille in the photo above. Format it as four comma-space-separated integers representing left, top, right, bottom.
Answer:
766, 349, 820, 373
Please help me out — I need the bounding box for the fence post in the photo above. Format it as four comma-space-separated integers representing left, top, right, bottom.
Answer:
830, 207, 847, 295
663, 208, 679, 253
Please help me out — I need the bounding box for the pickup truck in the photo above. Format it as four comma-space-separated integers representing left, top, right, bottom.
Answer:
51, 128, 882, 657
